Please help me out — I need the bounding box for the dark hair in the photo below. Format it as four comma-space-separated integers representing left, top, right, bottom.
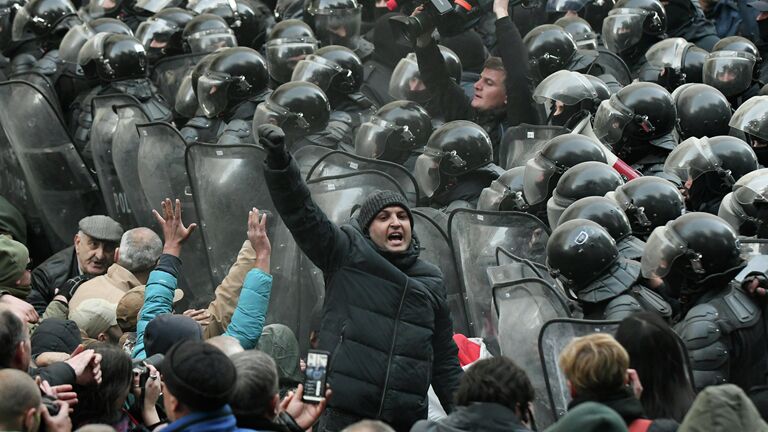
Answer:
615, 312, 695, 422
71, 344, 133, 428
230, 350, 279, 419
483, 56, 505, 74
0, 309, 25, 368
455, 357, 534, 414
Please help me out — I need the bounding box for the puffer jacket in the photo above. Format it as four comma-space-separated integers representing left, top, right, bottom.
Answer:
411, 402, 530, 432
264, 156, 462, 431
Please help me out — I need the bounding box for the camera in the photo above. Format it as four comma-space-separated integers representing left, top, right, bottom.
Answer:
132, 353, 164, 394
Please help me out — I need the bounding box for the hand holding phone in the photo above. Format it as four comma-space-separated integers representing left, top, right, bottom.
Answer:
302, 350, 330, 404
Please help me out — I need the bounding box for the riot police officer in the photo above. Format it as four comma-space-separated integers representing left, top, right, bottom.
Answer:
664, 136, 758, 214
252, 80, 331, 147
554, 15, 598, 50
638, 37, 709, 92
642, 212, 768, 391
547, 219, 671, 320
546, 160, 625, 227
6, 0, 81, 69
303, 0, 373, 60
264, 19, 318, 86
703, 36, 763, 107
388, 46, 462, 112
671, 83, 732, 141
232, 0, 273, 50
592, 81, 678, 176
602, 0, 667, 77
413, 120, 502, 210
729, 95, 768, 166
353, 100, 432, 167
606, 176, 686, 240
719, 168, 768, 238
477, 166, 528, 211
533, 70, 611, 127
135, 8, 196, 65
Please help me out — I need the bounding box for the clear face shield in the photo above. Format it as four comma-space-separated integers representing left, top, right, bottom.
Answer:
478, 180, 528, 211
533, 70, 598, 110
265, 37, 318, 83
640, 224, 697, 279
389, 53, 429, 103
136, 17, 179, 51
523, 154, 563, 206
729, 96, 768, 142
83, 0, 121, 19
546, 195, 570, 228
663, 137, 733, 186
197, 71, 251, 117
601, 8, 646, 54
414, 149, 443, 198
592, 96, 635, 145
186, 27, 237, 53
291, 54, 349, 92
703, 51, 756, 98
135, 0, 175, 14
353, 116, 414, 159
253, 99, 313, 134
175, 72, 198, 117
645, 37, 689, 72
188, 0, 239, 25
311, 6, 361, 49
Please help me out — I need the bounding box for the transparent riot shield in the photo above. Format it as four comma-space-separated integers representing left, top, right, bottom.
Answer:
737, 239, 768, 282
10, 71, 64, 118
151, 53, 209, 107
90, 94, 145, 228
136, 122, 215, 307
539, 319, 620, 420
306, 150, 421, 206
306, 170, 408, 223
111, 104, 154, 228
498, 124, 570, 170
448, 209, 551, 341
493, 279, 571, 429
412, 207, 468, 335
496, 246, 558, 286
293, 144, 334, 178
596, 48, 633, 86
0, 80, 102, 251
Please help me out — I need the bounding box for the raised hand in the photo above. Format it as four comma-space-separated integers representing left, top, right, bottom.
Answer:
153, 198, 198, 257
247, 208, 272, 264
0, 294, 38, 323
280, 384, 332, 430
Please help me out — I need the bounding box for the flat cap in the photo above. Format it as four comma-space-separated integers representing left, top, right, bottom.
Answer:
78, 215, 123, 243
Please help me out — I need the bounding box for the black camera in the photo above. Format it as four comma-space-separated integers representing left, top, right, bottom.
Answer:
132, 353, 164, 394
41, 395, 60, 417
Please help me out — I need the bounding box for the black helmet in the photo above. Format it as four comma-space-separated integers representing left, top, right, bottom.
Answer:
641, 212, 743, 286
291, 44, 362, 94
12, 0, 79, 43
546, 0, 616, 36
252, 81, 331, 136
729, 96, 768, 149
59, 17, 133, 64
414, 120, 493, 199
641, 37, 708, 89
186, 0, 240, 27
523, 134, 607, 206
547, 219, 619, 291
389, 46, 461, 103
354, 100, 432, 163
719, 168, 768, 238
607, 176, 685, 237
478, 166, 528, 211
265, 19, 318, 84
547, 161, 624, 227
523, 24, 578, 82
713, 35, 762, 68
135, 8, 195, 63
195, 46, 268, 118
671, 83, 731, 141
0, 0, 23, 50
602, 0, 666, 56
664, 136, 758, 207
78, 33, 148, 82
182, 13, 238, 54
703, 50, 758, 98
533, 70, 610, 124
593, 82, 676, 148
554, 16, 598, 50
303, 0, 361, 49
232, 0, 272, 49
558, 196, 633, 240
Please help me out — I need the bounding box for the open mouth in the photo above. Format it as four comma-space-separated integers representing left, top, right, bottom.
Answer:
387, 232, 404, 245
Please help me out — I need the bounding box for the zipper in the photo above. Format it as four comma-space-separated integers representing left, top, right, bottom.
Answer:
329, 322, 346, 373
376, 278, 410, 418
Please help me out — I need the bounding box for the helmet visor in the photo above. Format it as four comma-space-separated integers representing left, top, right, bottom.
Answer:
312, 6, 361, 49
291, 55, 344, 91
592, 97, 633, 144
253, 99, 313, 133
645, 37, 689, 70
703, 51, 756, 97
266, 38, 317, 83
389, 54, 427, 103
11, 7, 32, 41
533, 69, 598, 106
354, 117, 413, 159
135, 0, 175, 13
641, 225, 688, 279
546, 0, 589, 11
663, 137, 721, 182
136, 17, 178, 49
729, 96, 768, 142
60, 23, 94, 63
602, 9, 645, 54
415, 151, 442, 198
523, 154, 559, 205
718, 193, 744, 231
197, 72, 233, 118
186, 29, 237, 53
734, 173, 768, 206
84, 0, 121, 19
546, 196, 568, 228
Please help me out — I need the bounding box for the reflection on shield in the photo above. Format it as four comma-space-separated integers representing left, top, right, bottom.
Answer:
151, 53, 209, 107
305, 150, 420, 206
112, 105, 154, 228
0, 80, 102, 251
11, 72, 65, 118
493, 278, 570, 429
412, 207, 467, 335
539, 319, 620, 421
448, 209, 550, 343
495, 246, 558, 286
293, 144, 334, 178
137, 122, 215, 308
91, 94, 145, 228
498, 124, 570, 170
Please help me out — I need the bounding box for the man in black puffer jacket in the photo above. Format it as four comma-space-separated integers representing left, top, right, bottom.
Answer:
258, 124, 462, 432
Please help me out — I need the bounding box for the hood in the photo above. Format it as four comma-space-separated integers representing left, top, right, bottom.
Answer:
679, 384, 768, 432
436, 402, 526, 432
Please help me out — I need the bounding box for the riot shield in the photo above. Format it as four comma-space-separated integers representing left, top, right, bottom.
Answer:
10, 71, 64, 118
496, 246, 556, 285
595, 48, 633, 87
90, 94, 145, 227
111, 104, 154, 228
151, 53, 208, 108
498, 124, 570, 170
448, 209, 550, 341
292, 145, 334, 178
412, 207, 468, 335
493, 278, 571, 429
136, 122, 215, 307
0, 80, 102, 251
307, 170, 408, 223
306, 150, 420, 206
539, 319, 620, 420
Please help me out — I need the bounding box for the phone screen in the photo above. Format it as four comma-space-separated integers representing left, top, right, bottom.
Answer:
303, 350, 329, 403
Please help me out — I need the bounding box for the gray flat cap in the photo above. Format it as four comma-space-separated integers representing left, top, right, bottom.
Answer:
78, 215, 123, 242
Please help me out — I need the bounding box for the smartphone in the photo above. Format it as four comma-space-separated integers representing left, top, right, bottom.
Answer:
302, 350, 330, 404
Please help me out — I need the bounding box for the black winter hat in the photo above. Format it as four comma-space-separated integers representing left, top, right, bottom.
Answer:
145, 314, 203, 357
30, 319, 82, 358
357, 190, 413, 230
161, 340, 237, 412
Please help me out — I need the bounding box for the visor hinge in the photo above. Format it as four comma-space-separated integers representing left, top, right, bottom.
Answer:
636, 115, 655, 133
446, 150, 467, 169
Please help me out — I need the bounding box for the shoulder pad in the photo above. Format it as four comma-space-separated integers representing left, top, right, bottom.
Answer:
180, 126, 199, 144
329, 110, 353, 124
10, 53, 37, 75
141, 97, 173, 122
675, 303, 729, 388
33, 49, 62, 76
603, 294, 643, 321
722, 286, 761, 328
633, 285, 672, 319
184, 116, 213, 130
578, 259, 639, 303
221, 119, 252, 137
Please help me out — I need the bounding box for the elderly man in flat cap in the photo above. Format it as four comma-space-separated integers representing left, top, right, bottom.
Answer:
26, 215, 123, 315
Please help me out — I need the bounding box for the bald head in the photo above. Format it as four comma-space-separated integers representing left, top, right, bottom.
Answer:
341, 420, 396, 432
0, 369, 41, 431
206, 335, 244, 357
118, 228, 162, 273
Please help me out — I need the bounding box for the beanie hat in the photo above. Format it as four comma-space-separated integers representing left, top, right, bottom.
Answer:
0, 195, 27, 244
356, 190, 413, 230
0, 235, 28, 289
145, 314, 203, 357
30, 319, 82, 358
161, 340, 237, 412
70, 298, 118, 339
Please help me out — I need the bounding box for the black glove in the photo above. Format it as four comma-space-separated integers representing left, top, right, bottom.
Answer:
56, 274, 93, 302
257, 124, 290, 169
